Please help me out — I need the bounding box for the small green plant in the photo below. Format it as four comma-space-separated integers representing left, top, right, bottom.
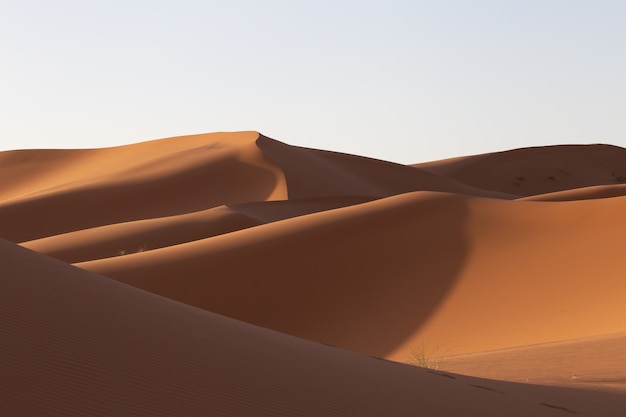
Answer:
118, 249, 127, 256
137, 243, 147, 253
406, 340, 449, 370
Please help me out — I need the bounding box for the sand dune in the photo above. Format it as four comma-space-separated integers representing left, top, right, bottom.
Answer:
73, 191, 626, 360
518, 183, 626, 201
0, 132, 286, 242
21, 205, 264, 264
258, 134, 514, 199
6, 239, 626, 416
2, 131, 626, 415
76, 191, 471, 357
440, 331, 626, 391
416, 143, 626, 197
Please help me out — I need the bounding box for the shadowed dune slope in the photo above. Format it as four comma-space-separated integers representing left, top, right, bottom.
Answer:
7, 239, 625, 417
0, 132, 286, 242
2, 133, 626, 415
387, 194, 626, 360
257, 134, 514, 199
415, 144, 626, 197
77, 191, 470, 358
76, 191, 626, 361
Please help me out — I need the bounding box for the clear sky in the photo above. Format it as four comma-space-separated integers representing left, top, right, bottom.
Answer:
1, 1, 625, 164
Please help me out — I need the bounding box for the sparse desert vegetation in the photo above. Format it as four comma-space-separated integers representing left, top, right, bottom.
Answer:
406, 341, 449, 370
118, 243, 148, 256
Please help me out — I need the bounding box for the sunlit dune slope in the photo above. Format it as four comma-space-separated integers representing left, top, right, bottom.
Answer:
440, 331, 626, 392
2, 131, 626, 416
4, 132, 626, 361
21, 206, 264, 264
0, 131, 286, 242
518, 183, 626, 201
416, 144, 626, 197
21, 196, 374, 264
7, 239, 623, 417
258, 134, 513, 199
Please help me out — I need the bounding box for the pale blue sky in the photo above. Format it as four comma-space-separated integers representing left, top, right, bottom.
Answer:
1, 1, 625, 163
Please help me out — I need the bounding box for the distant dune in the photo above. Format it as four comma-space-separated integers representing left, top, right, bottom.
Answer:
2, 131, 625, 416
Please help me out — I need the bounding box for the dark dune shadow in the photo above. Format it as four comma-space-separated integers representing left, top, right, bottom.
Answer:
221, 193, 472, 357
84, 192, 471, 358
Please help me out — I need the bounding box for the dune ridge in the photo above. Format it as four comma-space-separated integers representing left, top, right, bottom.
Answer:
415, 143, 626, 197
2, 131, 625, 415
0, 132, 286, 242
6, 239, 626, 416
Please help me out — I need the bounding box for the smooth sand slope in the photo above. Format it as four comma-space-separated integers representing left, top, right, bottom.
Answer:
3, 239, 626, 417
2, 132, 626, 415
440, 331, 626, 391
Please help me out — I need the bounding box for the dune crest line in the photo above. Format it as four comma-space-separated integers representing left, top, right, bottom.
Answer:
2, 131, 625, 416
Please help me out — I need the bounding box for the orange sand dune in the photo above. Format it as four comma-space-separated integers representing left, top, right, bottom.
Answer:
76, 191, 470, 357
21, 205, 264, 264
3, 239, 626, 417
440, 331, 626, 392
518, 183, 626, 201
0, 132, 286, 242
2, 131, 626, 415
74, 191, 626, 360
387, 194, 626, 359
258, 134, 514, 199
416, 143, 626, 197
22, 197, 374, 264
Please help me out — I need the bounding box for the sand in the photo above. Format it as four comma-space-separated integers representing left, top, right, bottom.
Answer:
2, 131, 625, 416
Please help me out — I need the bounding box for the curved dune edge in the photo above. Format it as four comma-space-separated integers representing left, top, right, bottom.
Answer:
0, 131, 287, 242
257, 134, 515, 199
21, 196, 374, 264
3, 239, 626, 417
388, 194, 626, 360
517, 183, 626, 201
2, 132, 626, 415
74, 191, 626, 360
415, 143, 626, 197
21, 205, 265, 264
76, 191, 470, 358
0, 131, 280, 201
